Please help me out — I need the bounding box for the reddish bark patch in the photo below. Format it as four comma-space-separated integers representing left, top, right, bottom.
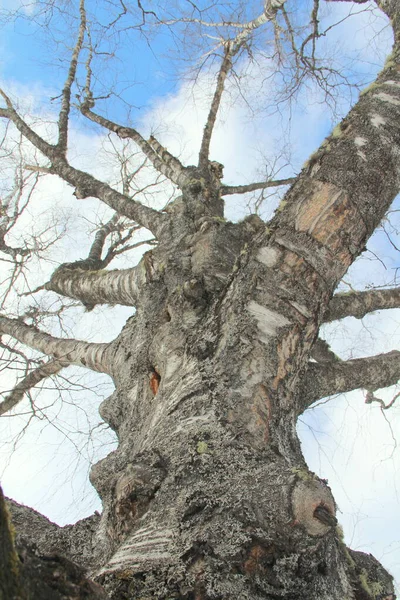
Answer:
272, 328, 301, 392
149, 369, 161, 395
228, 384, 272, 449
243, 543, 276, 575
295, 181, 366, 269
250, 384, 272, 444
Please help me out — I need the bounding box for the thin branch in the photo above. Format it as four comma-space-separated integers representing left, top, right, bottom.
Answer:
57, 0, 86, 154
0, 316, 112, 374
198, 45, 233, 169
221, 177, 296, 195
301, 350, 400, 410
0, 359, 69, 416
324, 288, 400, 322
87, 214, 120, 263
365, 389, 400, 410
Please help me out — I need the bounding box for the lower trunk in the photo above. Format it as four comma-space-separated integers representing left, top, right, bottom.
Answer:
3, 218, 397, 599
84, 224, 394, 598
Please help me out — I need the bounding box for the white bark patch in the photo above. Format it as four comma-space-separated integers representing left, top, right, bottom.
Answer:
357, 151, 367, 162
373, 92, 400, 106
173, 413, 214, 434
289, 301, 312, 318
98, 526, 173, 574
164, 353, 182, 379
370, 113, 386, 128
248, 301, 290, 343
257, 246, 280, 267
354, 137, 367, 147
384, 80, 400, 88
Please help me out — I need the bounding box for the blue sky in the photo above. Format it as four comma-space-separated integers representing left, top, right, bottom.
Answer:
0, 0, 399, 590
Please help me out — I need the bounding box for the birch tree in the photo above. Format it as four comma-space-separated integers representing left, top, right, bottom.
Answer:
0, 0, 399, 598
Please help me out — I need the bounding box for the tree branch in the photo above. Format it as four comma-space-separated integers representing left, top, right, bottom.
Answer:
0, 316, 112, 374
0, 94, 167, 236
198, 45, 233, 169
45, 264, 145, 308
301, 350, 400, 409
324, 288, 400, 322
0, 359, 69, 416
80, 105, 186, 187
52, 158, 168, 237
87, 214, 120, 263
57, 0, 86, 154
0, 90, 55, 158
221, 177, 296, 195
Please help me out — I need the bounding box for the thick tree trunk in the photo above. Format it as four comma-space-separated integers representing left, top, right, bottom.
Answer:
82, 204, 393, 598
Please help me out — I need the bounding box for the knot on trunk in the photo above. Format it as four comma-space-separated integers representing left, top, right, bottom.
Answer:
291, 474, 336, 536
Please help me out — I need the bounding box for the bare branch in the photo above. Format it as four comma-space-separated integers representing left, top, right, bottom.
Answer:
198, 45, 233, 169
365, 389, 400, 410
80, 106, 186, 187
57, 0, 86, 154
87, 214, 120, 263
0, 92, 55, 158
197, 0, 289, 168
0, 316, 112, 374
0, 96, 167, 236
45, 264, 145, 308
301, 350, 400, 409
324, 288, 400, 322
0, 359, 69, 416
221, 177, 296, 196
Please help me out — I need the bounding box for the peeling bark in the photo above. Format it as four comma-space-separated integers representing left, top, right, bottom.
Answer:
46, 263, 144, 307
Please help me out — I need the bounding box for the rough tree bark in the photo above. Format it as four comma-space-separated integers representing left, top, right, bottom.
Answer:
1, 0, 400, 598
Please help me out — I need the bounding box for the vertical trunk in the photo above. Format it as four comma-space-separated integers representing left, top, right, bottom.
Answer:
86, 204, 393, 599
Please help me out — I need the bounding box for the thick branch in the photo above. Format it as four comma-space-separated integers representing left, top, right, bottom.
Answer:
325, 288, 400, 322
80, 106, 186, 187
221, 177, 296, 195
51, 157, 167, 237
0, 316, 112, 374
301, 350, 400, 408
46, 264, 144, 307
262, 9, 400, 294
0, 359, 68, 416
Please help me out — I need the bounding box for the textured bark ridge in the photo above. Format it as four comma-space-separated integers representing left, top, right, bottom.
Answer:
84, 203, 395, 599
0, 486, 107, 599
